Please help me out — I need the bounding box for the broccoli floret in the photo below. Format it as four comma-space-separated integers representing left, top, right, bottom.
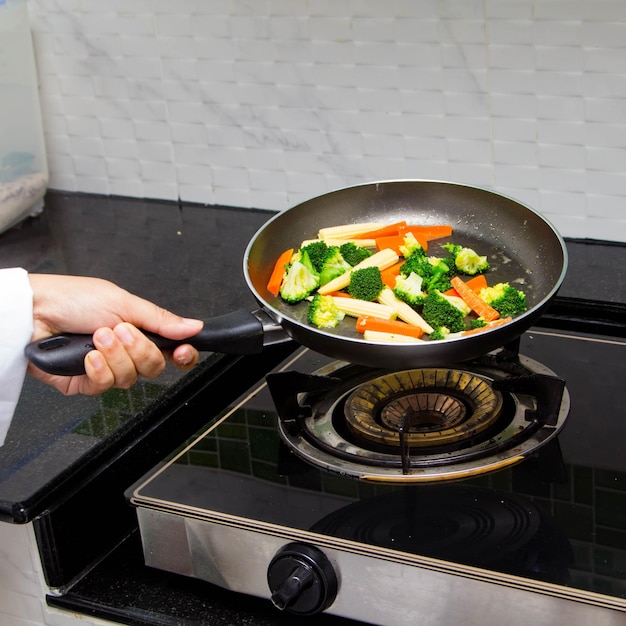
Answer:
426, 257, 454, 291
393, 271, 426, 308
400, 250, 453, 293
429, 326, 451, 341
279, 249, 320, 303
479, 282, 527, 317
339, 242, 372, 266
307, 294, 346, 328
347, 266, 384, 301
470, 318, 488, 330
422, 289, 468, 333
300, 240, 330, 273
319, 246, 352, 286
399, 247, 428, 274
398, 231, 424, 258
443, 242, 490, 275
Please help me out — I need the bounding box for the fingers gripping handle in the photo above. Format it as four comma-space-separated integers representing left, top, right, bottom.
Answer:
24, 309, 267, 376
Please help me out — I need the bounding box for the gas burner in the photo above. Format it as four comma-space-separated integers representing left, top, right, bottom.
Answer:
345, 369, 503, 448
267, 352, 570, 483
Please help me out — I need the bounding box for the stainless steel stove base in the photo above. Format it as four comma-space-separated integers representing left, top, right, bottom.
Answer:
136, 507, 626, 626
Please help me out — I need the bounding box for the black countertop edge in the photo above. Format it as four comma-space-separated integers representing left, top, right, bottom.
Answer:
538, 296, 626, 338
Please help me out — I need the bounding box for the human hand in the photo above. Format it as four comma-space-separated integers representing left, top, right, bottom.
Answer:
27, 274, 202, 395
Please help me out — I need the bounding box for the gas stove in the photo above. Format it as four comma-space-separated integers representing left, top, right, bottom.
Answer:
129, 327, 626, 626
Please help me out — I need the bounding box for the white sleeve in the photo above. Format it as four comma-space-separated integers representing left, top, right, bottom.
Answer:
0, 268, 33, 446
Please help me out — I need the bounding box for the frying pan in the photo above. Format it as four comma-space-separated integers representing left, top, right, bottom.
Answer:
25, 180, 568, 375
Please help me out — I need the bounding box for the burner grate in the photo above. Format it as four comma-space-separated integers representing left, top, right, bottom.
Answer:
266, 346, 570, 482
345, 368, 503, 448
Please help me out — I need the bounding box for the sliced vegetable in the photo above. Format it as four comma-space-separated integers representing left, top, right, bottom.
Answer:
399, 224, 453, 241
444, 274, 488, 298
450, 276, 500, 322
272, 219, 528, 342
356, 315, 424, 339
362, 330, 424, 343
318, 222, 385, 240
332, 297, 396, 320
325, 290, 352, 297
321, 237, 377, 249
352, 221, 407, 239
461, 317, 513, 336
267, 248, 294, 296
375, 233, 429, 254
377, 287, 434, 334
380, 261, 404, 289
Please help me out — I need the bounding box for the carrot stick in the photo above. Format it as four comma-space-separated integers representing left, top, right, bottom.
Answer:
266, 248, 294, 296
450, 276, 500, 322
462, 317, 513, 336
380, 261, 404, 289
356, 315, 424, 339
375, 233, 429, 254
399, 224, 453, 241
326, 291, 352, 298
444, 274, 488, 297
375, 235, 403, 255
352, 221, 407, 239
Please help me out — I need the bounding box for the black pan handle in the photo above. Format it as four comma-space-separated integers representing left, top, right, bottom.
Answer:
24, 309, 274, 377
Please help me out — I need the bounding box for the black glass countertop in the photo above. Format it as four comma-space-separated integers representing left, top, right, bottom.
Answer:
0, 191, 273, 522
0, 190, 625, 525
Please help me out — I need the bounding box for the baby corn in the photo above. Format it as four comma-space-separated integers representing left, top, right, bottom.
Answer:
362, 330, 425, 343
318, 222, 384, 240
332, 297, 396, 320
300, 237, 377, 249
377, 287, 435, 334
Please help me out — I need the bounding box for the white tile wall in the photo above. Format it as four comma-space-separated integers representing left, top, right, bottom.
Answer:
24, 0, 626, 242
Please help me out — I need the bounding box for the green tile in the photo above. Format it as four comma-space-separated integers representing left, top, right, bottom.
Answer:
287, 470, 323, 492
219, 422, 247, 440
252, 460, 288, 484
74, 408, 121, 437
595, 527, 626, 552
218, 439, 251, 474
551, 475, 572, 502
143, 381, 165, 401
228, 410, 247, 425
189, 450, 219, 468
595, 469, 626, 491
193, 435, 217, 453
101, 388, 132, 411
321, 475, 360, 498
570, 540, 593, 572
553, 501, 594, 541
246, 409, 276, 428
596, 489, 626, 529
249, 428, 281, 463
572, 465, 593, 505
487, 468, 514, 490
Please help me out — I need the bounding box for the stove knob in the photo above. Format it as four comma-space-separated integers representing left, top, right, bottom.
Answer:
267, 542, 338, 615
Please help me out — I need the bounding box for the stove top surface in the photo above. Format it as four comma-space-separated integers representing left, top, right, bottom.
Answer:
132, 328, 626, 608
